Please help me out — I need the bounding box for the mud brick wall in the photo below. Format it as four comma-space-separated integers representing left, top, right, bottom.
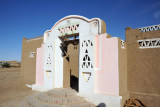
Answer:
126, 28, 160, 107
21, 36, 43, 85
118, 38, 128, 106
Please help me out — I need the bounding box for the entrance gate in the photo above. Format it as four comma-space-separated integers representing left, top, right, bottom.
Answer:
60, 35, 79, 91
32, 15, 126, 107
43, 15, 105, 95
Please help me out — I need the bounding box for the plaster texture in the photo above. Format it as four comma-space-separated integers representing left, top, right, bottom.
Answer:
95, 34, 119, 96
35, 44, 44, 85
78, 93, 122, 107
21, 36, 43, 85
126, 27, 160, 107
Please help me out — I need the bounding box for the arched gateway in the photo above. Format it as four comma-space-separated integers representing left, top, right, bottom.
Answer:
35, 15, 106, 92
27, 15, 127, 107
21, 15, 160, 107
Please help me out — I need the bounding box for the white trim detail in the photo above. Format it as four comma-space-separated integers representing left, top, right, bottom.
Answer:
137, 38, 160, 49
139, 24, 160, 32
43, 15, 102, 37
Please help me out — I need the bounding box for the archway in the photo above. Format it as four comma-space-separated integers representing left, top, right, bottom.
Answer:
42, 15, 105, 94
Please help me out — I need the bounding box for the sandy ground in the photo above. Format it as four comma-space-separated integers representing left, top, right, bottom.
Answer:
0, 68, 35, 107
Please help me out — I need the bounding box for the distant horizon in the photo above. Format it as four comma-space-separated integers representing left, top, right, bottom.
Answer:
0, 60, 21, 62
0, 0, 160, 61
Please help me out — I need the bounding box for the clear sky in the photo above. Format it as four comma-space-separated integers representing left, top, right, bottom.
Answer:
0, 0, 160, 61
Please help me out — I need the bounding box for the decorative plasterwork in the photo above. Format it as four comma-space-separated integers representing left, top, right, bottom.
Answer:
46, 57, 52, 68
45, 45, 53, 79
121, 40, 125, 49
91, 21, 98, 28
82, 54, 93, 68
81, 40, 94, 82
139, 24, 160, 32
81, 40, 94, 68
44, 15, 102, 35
82, 40, 93, 47
58, 23, 79, 36
137, 38, 160, 48
82, 72, 91, 82
46, 45, 53, 69
46, 70, 51, 78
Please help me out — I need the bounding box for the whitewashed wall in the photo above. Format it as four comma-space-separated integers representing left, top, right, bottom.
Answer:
43, 15, 102, 93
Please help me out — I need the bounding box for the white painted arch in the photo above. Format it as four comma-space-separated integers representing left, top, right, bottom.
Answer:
43, 15, 106, 95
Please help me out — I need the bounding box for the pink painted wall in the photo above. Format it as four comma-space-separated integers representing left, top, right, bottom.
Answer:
36, 44, 44, 85
95, 34, 119, 96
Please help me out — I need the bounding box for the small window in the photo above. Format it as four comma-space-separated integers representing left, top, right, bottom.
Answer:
29, 52, 35, 58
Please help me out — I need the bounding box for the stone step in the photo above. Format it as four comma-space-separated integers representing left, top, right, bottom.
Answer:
21, 88, 96, 107
38, 92, 85, 105
47, 88, 77, 98
27, 94, 95, 107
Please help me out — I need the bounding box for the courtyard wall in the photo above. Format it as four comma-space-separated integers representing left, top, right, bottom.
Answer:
21, 36, 43, 85
126, 27, 160, 107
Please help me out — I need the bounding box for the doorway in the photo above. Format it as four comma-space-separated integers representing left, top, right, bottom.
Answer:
59, 34, 79, 91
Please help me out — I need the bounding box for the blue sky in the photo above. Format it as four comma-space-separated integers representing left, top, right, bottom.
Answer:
0, 0, 160, 61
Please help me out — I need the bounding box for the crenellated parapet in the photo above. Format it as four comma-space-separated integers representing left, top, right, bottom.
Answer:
139, 24, 160, 32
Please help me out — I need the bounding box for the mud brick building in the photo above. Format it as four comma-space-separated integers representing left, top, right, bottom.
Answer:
21, 15, 160, 107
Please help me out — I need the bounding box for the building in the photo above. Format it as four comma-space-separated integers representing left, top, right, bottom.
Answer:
0, 61, 20, 67
21, 15, 160, 107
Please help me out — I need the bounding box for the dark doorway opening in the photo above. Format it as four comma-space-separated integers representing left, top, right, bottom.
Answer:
60, 34, 79, 92
70, 70, 78, 91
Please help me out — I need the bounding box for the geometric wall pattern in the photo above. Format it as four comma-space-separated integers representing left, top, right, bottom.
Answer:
58, 24, 79, 36
82, 72, 91, 82
82, 40, 93, 47
82, 54, 93, 68
46, 57, 52, 68
137, 38, 160, 48
46, 45, 53, 69
81, 40, 94, 82
139, 24, 160, 32
82, 40, 93, 68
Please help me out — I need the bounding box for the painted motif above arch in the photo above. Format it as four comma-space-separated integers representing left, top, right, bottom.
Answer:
43, 15, 107, 42
58, 21, 80, 36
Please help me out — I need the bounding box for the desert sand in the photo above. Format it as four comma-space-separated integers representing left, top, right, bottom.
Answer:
0, 68, 35, 107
